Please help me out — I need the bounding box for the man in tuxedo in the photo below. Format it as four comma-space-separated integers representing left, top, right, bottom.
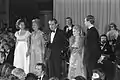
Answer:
63, 17, 74, 77
47, 18, 68, 79
64, 17, 74, 40
83, 15, 101, 80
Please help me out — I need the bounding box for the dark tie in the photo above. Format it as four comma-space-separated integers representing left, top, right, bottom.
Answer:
51, 30, 55, 33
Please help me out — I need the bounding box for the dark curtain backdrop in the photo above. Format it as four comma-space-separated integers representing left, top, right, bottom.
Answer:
53, 0, 120, 34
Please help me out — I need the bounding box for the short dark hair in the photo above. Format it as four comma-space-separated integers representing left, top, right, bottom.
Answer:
99, 34, 108, 42
66, 17, 72, 23
51, 18, 58, 24
36, 63, 45, 71
108, 22, 117, 30
100, 34, 107, 39
86, 15, 95, 24
16, 18, 27, 29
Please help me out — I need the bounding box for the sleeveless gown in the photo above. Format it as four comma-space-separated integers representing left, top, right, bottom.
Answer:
13, 31, 31, 74
68, 36, 86, 79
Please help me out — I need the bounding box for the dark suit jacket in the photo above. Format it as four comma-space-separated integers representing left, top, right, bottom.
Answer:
47, 28, 68, 60
46, 28, 68, 78
64, 25, 74, 40
84, 27, 101, 67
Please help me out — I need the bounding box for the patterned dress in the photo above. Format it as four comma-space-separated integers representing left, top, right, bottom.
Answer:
29, 30, 45, 73
68, 36, 86, 79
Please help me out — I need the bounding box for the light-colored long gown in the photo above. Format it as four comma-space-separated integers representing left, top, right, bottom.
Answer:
14, 30, 31, 74
68, 36, 86, 79
29, 30, 45, 73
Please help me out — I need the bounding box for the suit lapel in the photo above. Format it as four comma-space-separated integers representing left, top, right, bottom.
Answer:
52, 28, 58, 44
47, 32, 51, 44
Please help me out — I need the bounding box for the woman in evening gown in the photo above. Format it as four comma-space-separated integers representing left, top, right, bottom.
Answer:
13, 19, 31, 74
68, 25, 86, 79
29, 19, 45, 73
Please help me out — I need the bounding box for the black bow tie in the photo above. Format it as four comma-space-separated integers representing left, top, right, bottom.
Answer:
51, 30, 55, 33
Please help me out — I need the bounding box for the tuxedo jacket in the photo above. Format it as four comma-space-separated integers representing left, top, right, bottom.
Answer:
84, 27, 101, 65
46, 28, 68, 60
64, 25, 74, 40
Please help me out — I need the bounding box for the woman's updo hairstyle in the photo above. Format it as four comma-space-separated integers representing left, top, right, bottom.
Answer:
16, 18, 26, 29
73, 25, 84, 36
32, 18, 41, 30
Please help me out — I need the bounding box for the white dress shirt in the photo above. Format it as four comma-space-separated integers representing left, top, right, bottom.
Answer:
66, 25, 72, 32
88, 25, 94, 29
51, 28, 57, 43
68, 25, 72, 30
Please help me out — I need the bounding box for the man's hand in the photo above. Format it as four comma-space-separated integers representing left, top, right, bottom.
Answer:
98, 55, 105, 64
